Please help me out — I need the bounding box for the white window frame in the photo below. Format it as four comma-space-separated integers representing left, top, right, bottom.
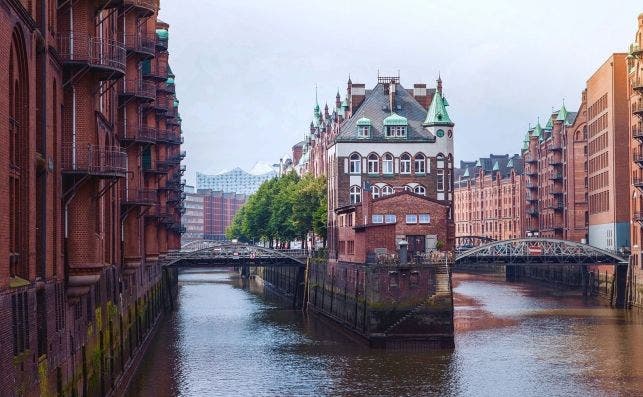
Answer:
414, 185, 426, 196
437, 169, 445, 192
400, 153, 411, 174
386, 125, 407, 137
385, 214, 397, 223
414, 154, 425, 174
349, 153, 361, 174
357, 125, 370, 137
383, 154, 394, 174
372, 214, 384, 224
349, 185, 361, 204
368, 154, 379, 174
381, 185, 394, 196
406, 214, 418, 224
371, 185, 380, 199
419, 214, 430, 224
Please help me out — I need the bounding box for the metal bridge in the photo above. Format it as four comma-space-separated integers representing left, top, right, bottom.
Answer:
455, 235, 496, 248
455, 238, 628, 266
164, 241, 308, 268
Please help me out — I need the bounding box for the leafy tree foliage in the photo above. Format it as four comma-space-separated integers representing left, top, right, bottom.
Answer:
226, 171, 327, 247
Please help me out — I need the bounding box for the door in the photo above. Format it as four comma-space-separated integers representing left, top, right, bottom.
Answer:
407, 235, 426, 256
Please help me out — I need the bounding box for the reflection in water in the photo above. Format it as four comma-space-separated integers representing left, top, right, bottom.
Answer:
127, 270, 643, 397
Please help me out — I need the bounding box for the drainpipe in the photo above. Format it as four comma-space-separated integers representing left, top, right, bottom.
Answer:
38, 0, 47, 279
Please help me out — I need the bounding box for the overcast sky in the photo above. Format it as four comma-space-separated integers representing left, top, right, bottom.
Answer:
159, 1, 642, 184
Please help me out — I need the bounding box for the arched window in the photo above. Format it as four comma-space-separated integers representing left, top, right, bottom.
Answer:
400, 153, 411, 174
367, 153, 379, 174
381, 185, 394, 196
371, 185, 380, 199
414, 185, 426, 195
350, 185, 361, 204
382, 153, 393, 174
349, 153, 361, 174
437, 153, 445, 169
404, 185, 413, 192
414, 153, 425, 174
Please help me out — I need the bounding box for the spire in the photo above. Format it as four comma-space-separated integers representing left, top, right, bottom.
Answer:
556, 102, 568, 122
347, 74, 352, 84
532, 118, 543, 138
492, 161, 500, 172
437, 74, 443, 95
423, 83, 453, 127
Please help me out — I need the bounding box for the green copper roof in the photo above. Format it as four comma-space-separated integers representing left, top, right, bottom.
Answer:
532, 121, 543, 138
423, 91, 453, 126
463, 168, 470, 177
166, 77, 175, 85
341, 99, 348, 109
173, 99, 179, 107
356, 117, 372, 126
545, 117, 553, 130
507, 158, 514, 168
156, 29, 168, 39
492, 161, 500, 171
556, 104, 568, 121
522, 132, 530, 151
383, 113, 408, 126
475, 159, 481, 167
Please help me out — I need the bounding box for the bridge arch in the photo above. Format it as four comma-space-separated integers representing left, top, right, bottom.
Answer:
166, 242, 308, 267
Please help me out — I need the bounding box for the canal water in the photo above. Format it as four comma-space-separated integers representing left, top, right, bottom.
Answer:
126, 270, 643, 396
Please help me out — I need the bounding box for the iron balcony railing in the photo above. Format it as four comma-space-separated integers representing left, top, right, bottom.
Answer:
547, 201, 564, 211
633, 177, 643, 189
631, 43, 642, 56
157, 81, 176, 94
143, 161, 168, 174
633, 126, 643, 141
154, 96, 169, 112
633, 102, 643, 116
122, 188, 157, 206
526, 182, 538, 190
527, 207, 539, 216
124, 33, 156, 57
633, 78, 643, 92
633, 153, 643, 166
123, 0, 158, 14
548, 158, 563, 166
524, 154, 537, 163
121, 124, 157, 143
526, 195, 539, 202
61, 144, 127, 177
547, 143, 563, 151
58, 33, 126, 75
549, 172, 563, 180
157, 130, 181, 144
119, 79, 156, 101
634, 212, 643, 223
142, 61, 167, 81
550, 187, 564, 195
525, 170, 538, 177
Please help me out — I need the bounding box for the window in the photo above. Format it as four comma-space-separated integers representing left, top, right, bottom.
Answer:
437, 169, 445, 192
400, 153, 411, 174
382, 154, 393, 174
386, 125, 407, 137
406, 214, 418, 224
357, 125, 370, 137
367, 153, 379, 174
419, 214, 430, 224
414, 185, 426, 196
371, 185, 380, 199
415, 154, 425, 173
349, 185, 361, 204
385, 214, 397, 223
349, 153, 361, 174
437, 153, 445, 169
372, 214, 384, 223
382, 185, 394, 196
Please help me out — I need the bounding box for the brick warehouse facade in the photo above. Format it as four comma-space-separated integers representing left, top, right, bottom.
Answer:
0, 1, 183, 396
201, 189, 247, 241
454, 154, 526, 241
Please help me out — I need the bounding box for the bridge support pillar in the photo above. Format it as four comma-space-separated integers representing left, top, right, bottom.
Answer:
505, 264, 520, 282
241, 264, 250, 278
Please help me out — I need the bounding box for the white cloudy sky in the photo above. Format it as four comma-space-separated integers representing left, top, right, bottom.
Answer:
159, 0, 642, 183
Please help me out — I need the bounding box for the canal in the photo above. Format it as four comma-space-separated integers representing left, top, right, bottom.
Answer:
126, 269, 643, 396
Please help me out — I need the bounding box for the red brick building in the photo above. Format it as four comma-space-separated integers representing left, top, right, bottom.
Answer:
522, 99, 589, 242
454, 154, 526, 241
201, 190, 247, 241
0, 1, 183, 395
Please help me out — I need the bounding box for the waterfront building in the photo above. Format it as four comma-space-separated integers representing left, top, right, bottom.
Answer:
586, 53, 630, 251
201, 190, 247, 241
325, 75, 455, 259
454, 154, 525, 241
0, 1, 184, 394
628, 14, 643, 304
521, 98, 589, 242
196, 167, 276, 195
182, 186, 205, 243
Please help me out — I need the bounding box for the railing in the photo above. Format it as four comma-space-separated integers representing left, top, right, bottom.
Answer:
550, 187, 564, 195
121, 124, 157, 143
525, 170, 538, 177
156, 34, 168, 50
122, 188, 156, 205
524, 154, 537, 163
123, 0, 158, 13
526, 195, 539, 202
143, 61, 166, 80
526, 182, 538, 190
61, 144, 127, 176
631, 43, 642, 56
527, 207, 538, 216
633, 126, 643, 140
58, 33, 126, 74
157, 81, 176, 94
143, 161, 168, 174
547, 143, 563, 151
634, 212, 643, 223
548, 158, 563, 166
124, 33, 156, 56
547, 201, 564, 210
633, 78, 643, 91
633, 153, 643, 164
633, 102, 643, 115
549, 172, 563, 180
633, 177, 643, 188
120, 79, 156, 101
154, 97, 169, 112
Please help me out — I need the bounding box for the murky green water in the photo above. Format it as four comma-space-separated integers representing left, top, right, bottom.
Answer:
126, 270, 643, 396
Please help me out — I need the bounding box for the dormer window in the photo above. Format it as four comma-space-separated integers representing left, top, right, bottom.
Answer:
383, 113, 408, 138
356, 117, 371, 138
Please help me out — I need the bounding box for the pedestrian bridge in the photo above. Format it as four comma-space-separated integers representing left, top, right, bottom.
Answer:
163, 241, 308, 268
455, 238, 628, 266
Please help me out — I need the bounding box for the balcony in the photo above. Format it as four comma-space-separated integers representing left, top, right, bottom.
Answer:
167, 191, 187, 203
525, 170, 538, 177
119, 79, 156, 102
157, 81, 176, 94
61, 144, 127, 178
547, 201, 564, 211
123, 0, 158, 16
633, 154, 643, 168
527, 207, 539, 217
121, 124, 156, 144
142, 60, 167, 82
526, 195, 539, 203
124, 33, 156, 58
58, 33, 126, 79
524, 155, 537, 164
549, 172, 563, 181
548, 158, 563, 166
549, 187, 564, 195
547, 143, 563, 151
633, 102, 643, 117
634, 212, 643, 224
633, 126, 643, 141
145, 204, 171, 220
631, 43, 642, 56
122, 188, 156, 207
526, 182, 538, 190
633, 78, 643, 92
633, 177, 643, 190
157, 130, 181, 144
154, 97, 169, 113
143, 161, 168, 175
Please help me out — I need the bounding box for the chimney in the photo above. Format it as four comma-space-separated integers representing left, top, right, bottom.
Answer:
412, 83, 429, 109
389, 82, 396, 112
350, 83, 366, 115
